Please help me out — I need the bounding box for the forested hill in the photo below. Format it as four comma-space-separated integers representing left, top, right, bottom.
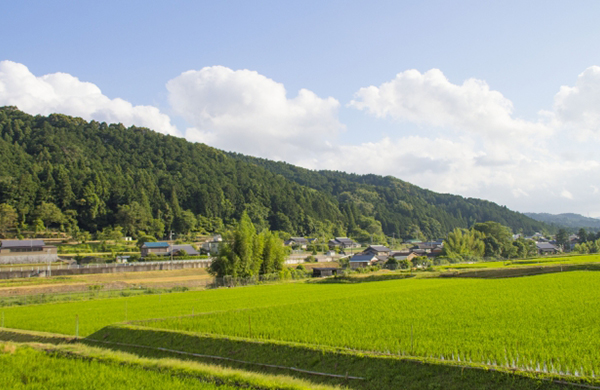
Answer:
228, 153, 549, 238
525, 212, 600, 231
0, 107, 547, 240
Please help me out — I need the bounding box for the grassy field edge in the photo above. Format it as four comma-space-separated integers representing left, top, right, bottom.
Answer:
0, 338, 341, 390
84, 324, 594, 390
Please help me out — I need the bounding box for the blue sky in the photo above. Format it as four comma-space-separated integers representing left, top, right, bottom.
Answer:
3, 1, 600, 216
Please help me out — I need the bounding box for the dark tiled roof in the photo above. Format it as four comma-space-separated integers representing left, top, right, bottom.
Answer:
1, 240, 46, 248
536, 242, 557, 250
367, 245, 390, 252
170, 244, 199, 255
350, 254, 377, 262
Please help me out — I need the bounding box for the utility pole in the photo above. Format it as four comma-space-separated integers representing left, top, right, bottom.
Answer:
170, 230, 174, 265
47, 249, 51, 277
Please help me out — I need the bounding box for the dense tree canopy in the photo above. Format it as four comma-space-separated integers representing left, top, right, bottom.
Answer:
0, 107, 549, 240
209, 212, 286, 277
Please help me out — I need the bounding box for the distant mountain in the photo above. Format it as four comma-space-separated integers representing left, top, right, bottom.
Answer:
0, 106, 549, 240
524, 212, 600, 231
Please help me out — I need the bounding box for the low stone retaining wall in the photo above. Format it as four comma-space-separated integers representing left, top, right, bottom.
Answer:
0, 254, 59, 265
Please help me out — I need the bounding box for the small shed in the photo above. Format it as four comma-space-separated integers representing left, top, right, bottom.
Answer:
312, 267, 340, 277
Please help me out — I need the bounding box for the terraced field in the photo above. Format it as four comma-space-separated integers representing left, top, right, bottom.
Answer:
140, 271, 600, 377
3, 269, 600, 387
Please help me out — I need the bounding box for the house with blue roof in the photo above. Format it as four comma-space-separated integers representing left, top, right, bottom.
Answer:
141, 242, 170, 257
141, 242, 200, 258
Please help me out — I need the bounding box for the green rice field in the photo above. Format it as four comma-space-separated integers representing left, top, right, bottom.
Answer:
141, 271, 600, 377
0, 343, 237, 390
3, 269, 600, 380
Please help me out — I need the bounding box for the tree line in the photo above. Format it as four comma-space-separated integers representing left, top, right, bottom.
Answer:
442, 221, 538, 260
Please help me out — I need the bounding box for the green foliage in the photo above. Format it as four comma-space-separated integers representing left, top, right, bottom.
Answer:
210, 212, 285, 277
473, 221, 513, 257
574, 238, 600, 254
556, 228, 569, 249
136, 235, 156, 248
97, 226, 124, 242
0, 344, 262, 390
0, 107, 549, 241
230, 152, 551, 238
0, 202, 17, 236
442, 228, 485, 258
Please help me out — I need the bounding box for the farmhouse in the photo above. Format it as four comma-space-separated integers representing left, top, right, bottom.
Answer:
0, 240, 58, 264
312, 267, 340, 277
536, 242, 558, 255
284, 237, 309, 248
391, 250, 417, 261
349, 254, 378, 269
140, 242, 170, 257
141, 242, 200, 258
169, 244, 199, 256
328, 237, 360, 250
363, 245, 391, 256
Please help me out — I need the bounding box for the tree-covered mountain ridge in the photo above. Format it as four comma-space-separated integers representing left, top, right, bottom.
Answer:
525, 212, 600, 231
0, 106, 547, 240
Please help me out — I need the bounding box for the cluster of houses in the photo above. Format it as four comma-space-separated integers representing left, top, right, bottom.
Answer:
349, 241, 444, 269
516, 233, 562, 254
284, 236, 362, 250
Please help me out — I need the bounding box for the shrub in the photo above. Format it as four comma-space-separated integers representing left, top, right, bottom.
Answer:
304, 255, 316, 263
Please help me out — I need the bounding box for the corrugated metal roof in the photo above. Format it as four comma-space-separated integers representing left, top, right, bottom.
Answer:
1, 240, 45, 248
142, 242, 169, 248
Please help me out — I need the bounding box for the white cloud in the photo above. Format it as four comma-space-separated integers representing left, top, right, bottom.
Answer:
349, 69, 550, 142
561, 189, 574, 200
551, 66, 600, 139
0, 60, 179, 136
5, 59, 600, 216
166, 66, 343, 159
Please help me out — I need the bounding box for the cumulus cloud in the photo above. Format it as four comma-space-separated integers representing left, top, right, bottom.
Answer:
551, 66, 600, 139
0, 60, 179, 136
349, 69, 550, 141
167, 66, 343, 159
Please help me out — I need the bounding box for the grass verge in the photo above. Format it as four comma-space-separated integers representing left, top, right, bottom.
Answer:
1, 340, 337, 390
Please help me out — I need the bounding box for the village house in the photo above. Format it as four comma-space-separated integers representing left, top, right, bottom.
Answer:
141, 242, 170, 257
390, 250, 418, 262
328, 237, 360, 250
141, 242, 200, 258
363, 245, 391, 256
0, 240, 58, 264
536, 242, 558, 255
201, 236, 222, 255
284, 237, 309, 249
349, 253, 379, 269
